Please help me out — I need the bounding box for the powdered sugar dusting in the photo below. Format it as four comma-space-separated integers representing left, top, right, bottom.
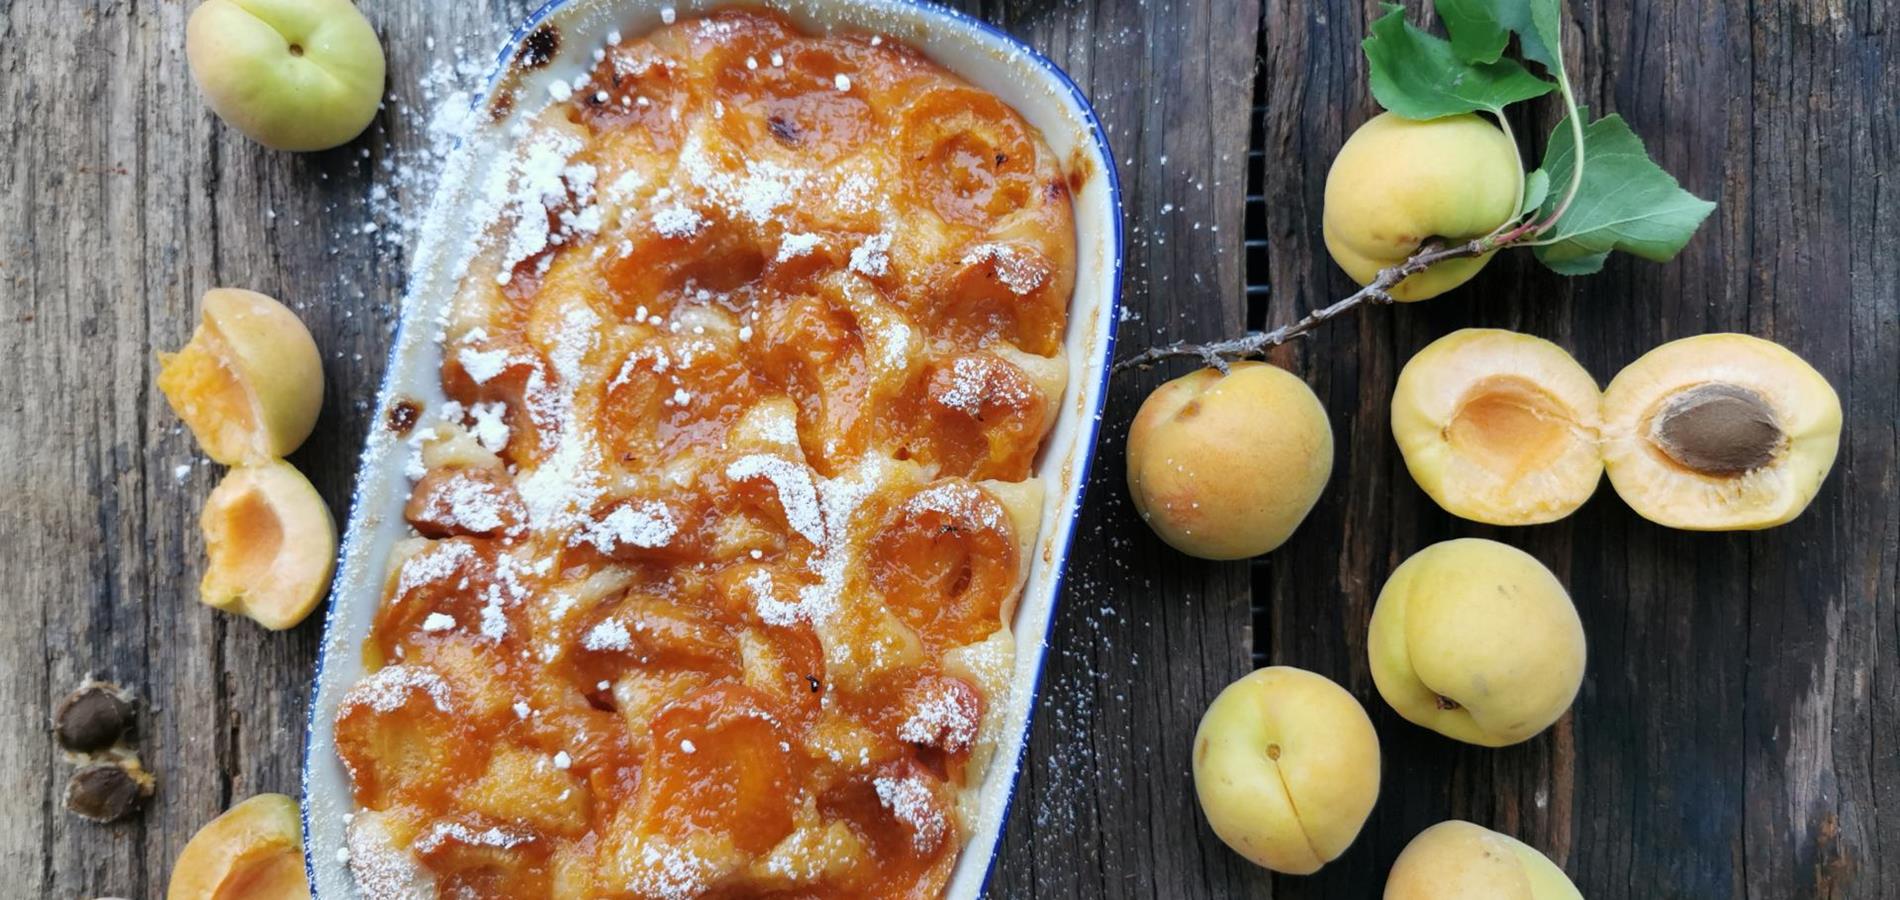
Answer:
582, 617, 633, 652
874, 774, 948, 851
341, 665, 454, 716
582, 500, 679, 553
849, 232, 893, 277
726, 454, 824, 546
899, 689, 979, 752
961, 242, 1048, 295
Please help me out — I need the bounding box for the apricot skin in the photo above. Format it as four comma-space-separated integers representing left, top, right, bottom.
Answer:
1323, 112, 1521, 301
1385, 821, 1583, 900
1368, 539, 1584, 747
159, 288, 324, 465
200, 460, 336, 630
187, 0, 386, 152
167, 793, 311, 900
1193, 666, 1381, 875
1127, 362, 1334, 560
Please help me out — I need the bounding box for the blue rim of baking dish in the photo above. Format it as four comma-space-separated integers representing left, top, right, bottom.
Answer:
300, 0, 1124, 893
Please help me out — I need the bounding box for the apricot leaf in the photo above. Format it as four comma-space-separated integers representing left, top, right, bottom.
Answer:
1518, 169, 1551, 217
1530, 111, 1717, 274
1435, 0, 1564, 72
1363, 4, 1555, 119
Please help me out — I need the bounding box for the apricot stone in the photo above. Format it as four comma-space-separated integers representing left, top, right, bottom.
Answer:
1193, 666, 1381, 874
168, 794, 311, 900
1385, 821, 1583, 900
187, 0, 386, 152
200, 460, 336, 630
158, 288, 324, 466
1368, 539, 1584, 747
1323, 112, 1522, 301
1127, 362, 1334, 560
1601, 333, 1841, 531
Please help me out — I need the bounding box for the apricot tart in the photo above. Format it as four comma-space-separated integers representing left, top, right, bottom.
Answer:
332, 9, 1074, 898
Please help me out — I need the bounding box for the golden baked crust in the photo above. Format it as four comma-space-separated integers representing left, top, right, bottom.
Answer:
334, 9, 1074, 898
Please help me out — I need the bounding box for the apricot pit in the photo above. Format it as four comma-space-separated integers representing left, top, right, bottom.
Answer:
158, 288, 324, 465
167, 793, 311, 900
65, 758, 156, 824
54, 679, 136, 753
1601, 333, 1840, 530
200, 460, 337, 630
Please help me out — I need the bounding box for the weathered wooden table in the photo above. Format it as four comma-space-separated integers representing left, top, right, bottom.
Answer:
4, 1, 1895, 897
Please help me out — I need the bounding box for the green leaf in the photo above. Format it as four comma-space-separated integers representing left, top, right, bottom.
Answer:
1434, 0, 1511, 63
1363, 4, 1555, 119
1518, 169, 1550, 217
1532, 111, 1717, 275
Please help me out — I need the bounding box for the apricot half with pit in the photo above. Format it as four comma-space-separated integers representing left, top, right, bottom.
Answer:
1601, 333, 1841, 530
1127, 362, 1334, 560
187, 0, 386, 152
1385, 820, 1583, 900
1192, 666, 1381, 875
167, 793, 311, 900
1323, 112, 1522, 301
158, 289, 324, 465
1392, 329, 1603, 525
200, 461, 336, 630
1368, 539, 1585, 747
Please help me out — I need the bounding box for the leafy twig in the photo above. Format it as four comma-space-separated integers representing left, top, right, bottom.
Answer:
1112, 239, 1487, 374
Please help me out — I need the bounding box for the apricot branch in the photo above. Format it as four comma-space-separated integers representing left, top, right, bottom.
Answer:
1112, 238, 1486, 374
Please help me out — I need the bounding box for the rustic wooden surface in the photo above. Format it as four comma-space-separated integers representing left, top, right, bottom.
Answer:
1, 0, 1894, 897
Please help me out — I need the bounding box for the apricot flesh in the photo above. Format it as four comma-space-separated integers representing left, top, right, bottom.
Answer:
1323, 112, 1522, 301
187, 0, 386, 152
1385, 820, 1583, 900
1392, 329, 1603, 525
1127, 362, 1334, 560
1193, 666, 1381, 875
1368, 539, 1584, 747
159, 288, 324, 465
200, 460, 336, 630
1601, 333, 1841, 530
167, 793, 311, 900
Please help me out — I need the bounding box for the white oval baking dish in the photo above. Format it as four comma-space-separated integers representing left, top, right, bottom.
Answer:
301, 1, 1121, 896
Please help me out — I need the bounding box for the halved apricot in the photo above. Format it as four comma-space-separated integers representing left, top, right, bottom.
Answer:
158, 289, 323, 465
199, 461, 335, 630
166, 793, 309, 900
1392, 329, 1603, 525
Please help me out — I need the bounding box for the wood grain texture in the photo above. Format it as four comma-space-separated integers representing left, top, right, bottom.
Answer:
0, 1, 1892, 898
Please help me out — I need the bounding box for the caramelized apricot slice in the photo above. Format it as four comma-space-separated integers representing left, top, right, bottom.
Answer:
333, 664, 478, 809
167, 794, 309, 900
869, 480, 1019, 652
901, 88, 1039, 228
158, 288, 323, 465
635, 683, 802, 855
199, 461, 335, 630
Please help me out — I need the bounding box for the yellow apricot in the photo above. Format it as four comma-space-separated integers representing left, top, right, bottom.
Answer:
200, 460, 336, 630
1193, 666, 1381, 875
159, 288, 323, 465
1385, 820, 1583, 900
167, 793, 310, 900
1126, 362, 1334, 560
1368, 539, 1585, 747
1392, 329, 1603, 525
1601, 333, 1840, 530
1323, 112, 1521, 301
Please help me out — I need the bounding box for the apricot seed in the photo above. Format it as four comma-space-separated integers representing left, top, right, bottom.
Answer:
65, 758, 156, 824
1323, 112, 1522, 301
1392, 329, 1603, 525
200, 460, 336, 630
1368, 539, 1585, 747
1385, 820, 1583, 900
54, 679, 136, 753
1192, 666, 1381, 875
158, 288, 324, 465
1601, 333, 1841, 530
167, 793, 311, 900
1126, 362, 1334, 559
187, 0, 386, 152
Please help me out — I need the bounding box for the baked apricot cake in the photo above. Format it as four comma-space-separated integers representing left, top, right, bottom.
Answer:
333, 8, 1075, 898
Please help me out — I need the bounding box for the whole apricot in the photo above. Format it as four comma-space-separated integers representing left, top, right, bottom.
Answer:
1600, 333, 1840, 531
1385, 821, 1583, 900
1193, 666, 1381, 875
168, 794, 311, 900
1127, 362, 1334, 560
187, 0, 386, 152
200, 460, 336, 630
158, 288, 324, 465
1323, 112, 1521, 301
1368, 539, 1585, 747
